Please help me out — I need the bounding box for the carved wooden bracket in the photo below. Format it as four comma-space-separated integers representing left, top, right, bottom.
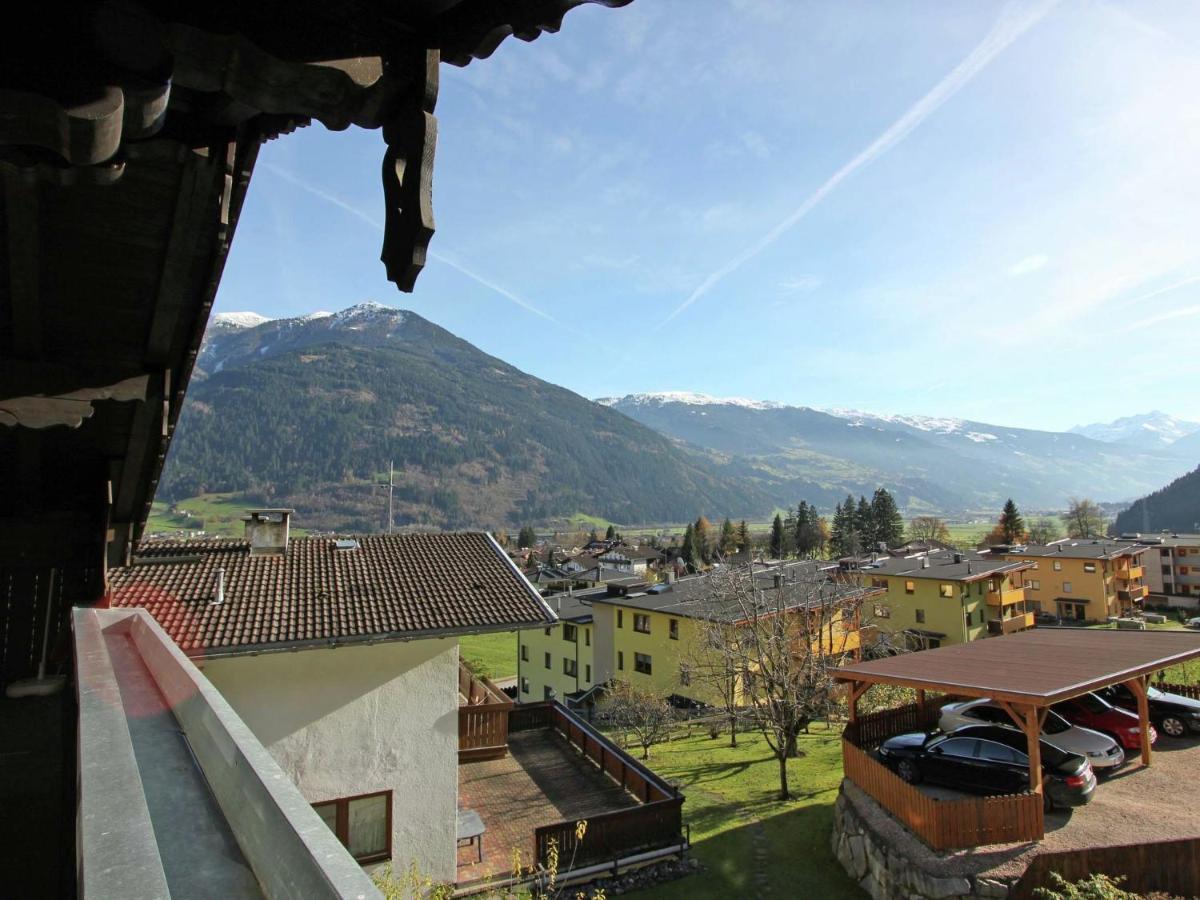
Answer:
381, 49, 439, 292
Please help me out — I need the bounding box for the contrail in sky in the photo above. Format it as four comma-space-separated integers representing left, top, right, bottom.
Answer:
659, 0, 1061, 328
262, 163, 560, 324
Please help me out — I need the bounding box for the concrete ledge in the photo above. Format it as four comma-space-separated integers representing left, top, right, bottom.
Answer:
75, 608, 381, 900
74, 608, 171, 900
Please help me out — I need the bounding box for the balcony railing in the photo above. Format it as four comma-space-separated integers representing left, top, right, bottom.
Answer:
509, 702, 686, 868
459, 663, 514, 761
987, 612, 1035, 636
1118, 586, 1148, 604
1116, 566, 1145, 582
986, 588, 1026, 607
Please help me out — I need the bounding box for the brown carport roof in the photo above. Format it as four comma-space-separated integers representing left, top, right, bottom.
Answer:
835, 628, 1200, 705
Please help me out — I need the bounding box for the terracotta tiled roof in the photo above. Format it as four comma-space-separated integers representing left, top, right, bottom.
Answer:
108, 533, 555, 655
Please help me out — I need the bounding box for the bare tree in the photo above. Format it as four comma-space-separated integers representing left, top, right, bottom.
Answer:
1027, 516, 1062, 545
908, 516, 951, 545
684, 616, 745, 747
682, 564, 869, 800
1065, 498, 1105, 539
599, 679, 675, 760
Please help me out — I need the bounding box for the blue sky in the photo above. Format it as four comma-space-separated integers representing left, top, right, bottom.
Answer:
216, 0, 1200, 432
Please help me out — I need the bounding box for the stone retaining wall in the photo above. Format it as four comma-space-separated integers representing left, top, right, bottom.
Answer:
832, 783, 1019, 900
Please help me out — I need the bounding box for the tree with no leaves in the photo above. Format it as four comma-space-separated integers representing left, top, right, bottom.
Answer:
599, 679, 675, 760
1065, 497, 1105, 539
1027, 517, 1062, 545
684, 564, 869, 800
908, 516, 951, 545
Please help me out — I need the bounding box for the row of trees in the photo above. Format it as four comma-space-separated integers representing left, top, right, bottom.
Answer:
976, 496, 1106, 547
829, 489, 905, 558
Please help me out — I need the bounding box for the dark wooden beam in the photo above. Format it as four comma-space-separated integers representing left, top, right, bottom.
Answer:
2, 172, 41, 357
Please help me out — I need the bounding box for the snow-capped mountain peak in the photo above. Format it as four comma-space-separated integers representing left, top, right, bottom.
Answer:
1069, 411, 1200, 446
595, 391, 785, 410
211, 311, 270, 329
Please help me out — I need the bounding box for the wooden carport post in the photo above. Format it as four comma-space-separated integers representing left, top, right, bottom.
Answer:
1124, 675, 1153, 766
998, 700, 1046, 803
847, 679, 870, 723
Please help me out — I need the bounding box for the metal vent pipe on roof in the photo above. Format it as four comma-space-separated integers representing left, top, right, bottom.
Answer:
212, 567, 224, 605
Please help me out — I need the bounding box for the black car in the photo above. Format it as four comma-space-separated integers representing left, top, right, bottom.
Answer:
878, 724, 1096, 811
1035, 611, 1060, 626
1095, 683, 1200, 738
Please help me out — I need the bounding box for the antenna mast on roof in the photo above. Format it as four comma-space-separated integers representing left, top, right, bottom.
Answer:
378, 460, 396, 533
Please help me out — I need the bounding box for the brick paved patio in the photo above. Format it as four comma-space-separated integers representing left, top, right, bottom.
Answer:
456, 728, 639, 884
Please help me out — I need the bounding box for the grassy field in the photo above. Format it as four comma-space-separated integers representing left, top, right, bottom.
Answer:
146, 493, 311, 538
624, 726, 861, 899
460, 632, 519, 681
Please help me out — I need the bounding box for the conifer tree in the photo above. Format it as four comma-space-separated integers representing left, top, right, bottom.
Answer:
737, 519, 751, 551
605, 524, 616, 540
830, 499, 849, 557
769, 513, 785, 559
855, 496, 873, 551
695, 516, 713, 565
681, 522, 698, 571
1000, 499, 1025, 544
719, 518, 737, 558
870, 488, 905, 548
517, 525, 537, 549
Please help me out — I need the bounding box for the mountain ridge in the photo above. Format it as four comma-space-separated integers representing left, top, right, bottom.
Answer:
163, 305, 778, 531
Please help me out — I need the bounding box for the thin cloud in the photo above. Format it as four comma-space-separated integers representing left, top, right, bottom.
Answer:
261, 163, 559, 324
1007, 254, 1049, 276
1129, 303, 1200, 332
778, 275, 821, 295
658, 0, 1060, 328
1117, 272, 1200, 309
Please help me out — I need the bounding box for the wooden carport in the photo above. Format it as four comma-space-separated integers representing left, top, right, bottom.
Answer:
836, 629, 1200, 812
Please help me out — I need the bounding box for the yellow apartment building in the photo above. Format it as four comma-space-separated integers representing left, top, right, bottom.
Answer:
989, 540, 1148, 622
516, 593, 595, 703
853, 551, 1034, 648
587, 564, 878, 707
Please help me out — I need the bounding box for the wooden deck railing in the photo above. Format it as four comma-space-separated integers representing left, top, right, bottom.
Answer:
842, 701, 1043, 850
458, 664, 513, 761
516, 701, 686, 867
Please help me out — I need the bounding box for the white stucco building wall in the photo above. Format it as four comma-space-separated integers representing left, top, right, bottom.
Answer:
199, 638, 459, 882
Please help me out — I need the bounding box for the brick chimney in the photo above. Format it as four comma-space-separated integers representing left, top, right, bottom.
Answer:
243, 509, 293, 555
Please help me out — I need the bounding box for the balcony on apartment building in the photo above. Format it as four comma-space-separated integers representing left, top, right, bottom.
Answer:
986, 586, 1027, 608
987, 612, 1036, 636
456, 681, 687, 892
74, 607, 381, 899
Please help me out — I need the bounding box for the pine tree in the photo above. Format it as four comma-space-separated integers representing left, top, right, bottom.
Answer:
719, 518, 737, 558
830, 500, 849, 558
1000, 499, 1025, 544
605, 524, 616, 541
870, 488, 905, 548
694, 516, 713, 564
769, 513, 786, 560
681, 522, 698, 571
737, 519, 750, 552
517, 525, 537, 549
855, 496, 873, 552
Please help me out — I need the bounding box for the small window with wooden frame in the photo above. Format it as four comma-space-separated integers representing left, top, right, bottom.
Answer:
313, 791, 391, 864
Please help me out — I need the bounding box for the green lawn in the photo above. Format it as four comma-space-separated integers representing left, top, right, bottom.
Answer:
624, 726, 862, 899
146, 493, 309, 538
460, 632, 519, 681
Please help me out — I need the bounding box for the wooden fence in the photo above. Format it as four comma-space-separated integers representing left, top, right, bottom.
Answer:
1012, 836, 1200, 899
842, 702, 1043, 850
458, 665, 513, 761
1156, 681, 1200, 700
517, 701, 686, 868
0, 565, 95, 688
